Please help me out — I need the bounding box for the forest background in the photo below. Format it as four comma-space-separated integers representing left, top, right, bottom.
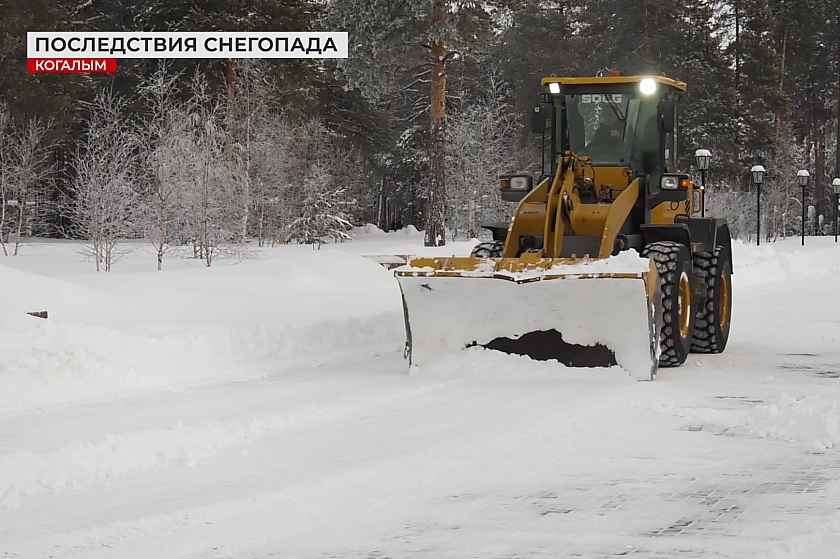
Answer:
0, 0, 837, 268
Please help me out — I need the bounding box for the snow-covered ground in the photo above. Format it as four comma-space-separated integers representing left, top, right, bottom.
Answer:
2, 228, 840, 558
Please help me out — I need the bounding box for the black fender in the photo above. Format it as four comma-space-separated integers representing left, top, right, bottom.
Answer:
674, 217, 733, 272
714, 221, 733, 274
640, 223, 691, 251
676, 215, 713, 252
479, 222, 510, 242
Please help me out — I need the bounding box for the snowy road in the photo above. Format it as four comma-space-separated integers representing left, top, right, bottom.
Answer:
2, 237, 840, 558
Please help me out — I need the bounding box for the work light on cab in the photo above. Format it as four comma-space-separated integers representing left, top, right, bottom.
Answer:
639, 77, 657, 95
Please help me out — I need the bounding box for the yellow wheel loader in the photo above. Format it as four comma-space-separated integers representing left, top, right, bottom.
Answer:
395, 73, 733, 380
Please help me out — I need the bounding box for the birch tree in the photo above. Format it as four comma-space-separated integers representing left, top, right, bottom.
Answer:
0, 103, 13, 256
247, 113, 300, 246
229, 59, 278, 244
0, 104, 53, 255
9, 117, 53, 255
446, 69, 521, 239
181, 73, 238, 267
139, 62, 190, 270
67, 89, 142, 271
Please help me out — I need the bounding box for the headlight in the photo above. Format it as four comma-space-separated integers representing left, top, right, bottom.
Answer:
661, 176, 679, 190
501, 175, 533, 192
510, 175, 531, 192
661, 174, 692, 190
510, 176, 532, 191
548, 82, 561, 95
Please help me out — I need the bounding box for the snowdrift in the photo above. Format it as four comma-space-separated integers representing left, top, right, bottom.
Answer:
2, 235, 840, 412
0, 244, 403, 412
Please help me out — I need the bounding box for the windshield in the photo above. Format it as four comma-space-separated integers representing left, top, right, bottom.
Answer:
561, 93, 641, 166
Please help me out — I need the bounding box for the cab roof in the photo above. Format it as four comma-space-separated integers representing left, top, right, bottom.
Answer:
540, 75, 687, 92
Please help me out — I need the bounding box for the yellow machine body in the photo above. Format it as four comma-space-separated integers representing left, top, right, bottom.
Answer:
395, 74, 727, 380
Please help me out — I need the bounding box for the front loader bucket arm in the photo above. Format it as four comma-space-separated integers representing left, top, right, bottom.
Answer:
598, 177, 642, 258
502, 154, 586, 260
501, 173, 554, 259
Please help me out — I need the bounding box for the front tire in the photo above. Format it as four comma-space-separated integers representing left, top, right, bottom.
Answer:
642, 241, 695, 367
691, 245, 732, 353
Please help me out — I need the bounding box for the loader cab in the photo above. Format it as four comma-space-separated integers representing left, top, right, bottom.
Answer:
541, 75, 685, 197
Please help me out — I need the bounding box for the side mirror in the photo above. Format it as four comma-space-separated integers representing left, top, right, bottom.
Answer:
658, 101, 675, 133
530, 105, 547, 134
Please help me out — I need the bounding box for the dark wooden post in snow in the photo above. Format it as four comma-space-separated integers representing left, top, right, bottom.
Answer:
426, 0, 447, 247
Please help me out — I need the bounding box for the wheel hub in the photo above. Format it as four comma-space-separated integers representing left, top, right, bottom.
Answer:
719, 273, 729, 330
678, 271, 691, 339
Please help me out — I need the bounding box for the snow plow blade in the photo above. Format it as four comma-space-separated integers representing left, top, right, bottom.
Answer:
395, 253, 661, 381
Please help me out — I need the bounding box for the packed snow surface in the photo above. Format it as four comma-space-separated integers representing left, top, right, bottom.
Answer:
2, 228, 840, 558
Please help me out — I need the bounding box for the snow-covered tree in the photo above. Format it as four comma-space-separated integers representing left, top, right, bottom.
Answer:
325, 0, 503, 247
446, 69, 521, 240
139, 62, 190, 270
249, 114, 309, 247
66, 89, 141, 271
9, 117, 53, 255
0, 103, 14, 255
180, 72, 239, 267
0, 103, 54, 256
287, 163, 355, 248
229, 59, 277, 244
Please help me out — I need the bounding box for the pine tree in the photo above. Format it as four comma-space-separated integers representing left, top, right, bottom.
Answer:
287, 164, 355, 248
325, 0, 502, 246
0, 0, 93, 140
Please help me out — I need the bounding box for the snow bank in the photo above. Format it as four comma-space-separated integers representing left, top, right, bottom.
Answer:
323, 227, 477, 259
0, 244, 405, 412
749, 513, 840, 558
742, 389, 840, 453
0, 312, 402, 412
351, 223, 386, 236
731, 237, 840, 288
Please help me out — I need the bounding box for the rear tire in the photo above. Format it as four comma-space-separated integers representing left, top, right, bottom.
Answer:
691, 245, 732, 353
642, 241, 695, 367
471, 240, 504, 258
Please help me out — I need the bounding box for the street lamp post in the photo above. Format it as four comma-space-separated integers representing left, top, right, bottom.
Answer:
797, 170, 810, 246
695, 149, 711, 217
751, 165, 766, 245
833, 178, 840, 243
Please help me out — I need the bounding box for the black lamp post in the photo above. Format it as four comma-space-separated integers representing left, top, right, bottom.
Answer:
751, 165, 766, 245
695, 149, 711, 217
797, 170, 810, 246
833, 178, 840, 243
